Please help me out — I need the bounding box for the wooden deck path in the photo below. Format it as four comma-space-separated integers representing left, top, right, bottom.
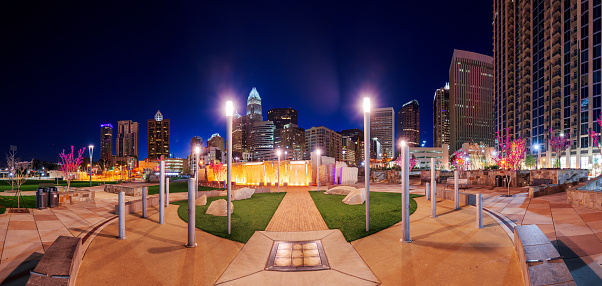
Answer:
265, 187, 328, 232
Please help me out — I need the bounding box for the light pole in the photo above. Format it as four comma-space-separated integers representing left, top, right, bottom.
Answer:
400, 140, 411, 242
277, 149, 281, 193
533, 144, 540, 170
316, 149, 321, 191
226, 100, 233, 235
88, 145, 94, 187
363, 97, 371, 232
195, 146, 200, 199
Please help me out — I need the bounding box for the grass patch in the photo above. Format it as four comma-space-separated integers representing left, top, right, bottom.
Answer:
0, 180, 117, 192
310, 191, 420, 242
173, 192, 286, 243
0, 195, 36, 210
147, 182, 222, 195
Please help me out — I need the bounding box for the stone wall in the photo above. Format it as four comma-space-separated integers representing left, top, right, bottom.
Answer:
567, 189, 602, 211
419, 170, 454, 184
530, 169, 588, 185
458, 170, 530, 187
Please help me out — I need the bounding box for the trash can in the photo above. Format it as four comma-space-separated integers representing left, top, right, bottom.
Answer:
36, 187, 48, 209
495, 176, 502, 187
48, 187, 59, 208
502, 176, 509, 187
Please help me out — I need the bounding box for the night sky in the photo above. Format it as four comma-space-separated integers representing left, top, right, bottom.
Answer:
2, 1, 492, 162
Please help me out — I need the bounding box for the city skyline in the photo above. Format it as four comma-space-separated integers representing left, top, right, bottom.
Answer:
2, 1, 492, 162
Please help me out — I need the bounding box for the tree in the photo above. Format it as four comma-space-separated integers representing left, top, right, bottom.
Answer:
209, 160, 226, 182
5, 149, 32, 210
496, 128, 526, 196
59, 146, 85, 191
451, 147, 470, 172
549, 129, 572, 168
393, 153, 417, 170
524, 154, 537, 170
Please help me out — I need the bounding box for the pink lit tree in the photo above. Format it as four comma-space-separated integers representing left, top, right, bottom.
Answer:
549, 129, 572, 168
209, 161, 226, 182
394, 153, 417, 170
451, 147, 470, 172
496, 128, 526, 196
59, 146, 85, 191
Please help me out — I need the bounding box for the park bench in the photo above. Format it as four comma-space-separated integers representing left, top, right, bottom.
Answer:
513, 225, 575, 286
26, 236, 82, 286
444, 178, 468, 189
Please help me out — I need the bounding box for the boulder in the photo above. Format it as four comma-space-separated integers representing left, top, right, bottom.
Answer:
232, 187, 254, 201
342, 188, 366, 205
195, 194, 207, 206
205, 199, 234, 216
324, 186, 356, 196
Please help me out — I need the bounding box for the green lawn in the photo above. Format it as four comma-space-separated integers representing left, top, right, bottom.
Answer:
0, 195, 36, 213
173, 192, 286, 243
147, 182, 222, 195
309, 191, 420, 242
0, 180, 117, 192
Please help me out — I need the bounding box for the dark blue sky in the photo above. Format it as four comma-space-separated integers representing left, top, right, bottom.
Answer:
2, 1, 492, 162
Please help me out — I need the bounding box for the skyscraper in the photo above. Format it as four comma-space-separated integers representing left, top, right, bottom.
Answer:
370, 107, 395, 159
207, 133, 225, 150
147, 110, 170, 159
189, 136, 203, 173
116, 120, 139, 158
251, 121, 275, 161
278, 123, 305, 160
494, 0, 601, 168
433, 83, 450, 148
397, 100, 420, 148
247, 87, 263, 121
449, 49, 495, 152
100, 124, 113, 161
267, 108, 298, 129
305, 126, 342, 161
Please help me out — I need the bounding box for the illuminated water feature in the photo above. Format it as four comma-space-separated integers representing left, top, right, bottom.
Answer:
206, 160, 313, 186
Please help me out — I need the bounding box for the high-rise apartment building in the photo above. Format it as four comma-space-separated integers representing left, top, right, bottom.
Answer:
251, 121, 276, 161
449, 49, 495, 152
234, 88, 265, 153
494, 0, 601, 168
370, 107, 395, 159
397, 100, 420, 149
116, 120, 139, 158
147, 110, 170, 159
278, 124, 305, 160
100, 124, 113, 162
433, 83, 451, 148
305, 126, 342, 161
207, 133, 225, 150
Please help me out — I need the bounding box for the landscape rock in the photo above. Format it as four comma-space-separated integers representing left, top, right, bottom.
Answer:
205, 199, 234, 216
325, 186, 356, 196
195, 194, 207, 206
342, 188, 366, 205
232, 187, 254, 201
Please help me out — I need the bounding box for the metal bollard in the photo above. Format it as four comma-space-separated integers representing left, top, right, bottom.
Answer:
142, 186, 147, 218
454, 170, 459, 210
186, 178, 196, 247
476, 193, 484, 229
425, 182, 430, 200
118, 191, 126, 239
159, 161, 165, 224
166, 177, 170, 208
431, 181, 437, 218
401, 145, 411, 243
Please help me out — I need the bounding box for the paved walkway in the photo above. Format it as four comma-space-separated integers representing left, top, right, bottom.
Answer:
265, 187, 328, 232
76, 205, 243, 285
0, 182, 162, 285
352, 196, 523, 285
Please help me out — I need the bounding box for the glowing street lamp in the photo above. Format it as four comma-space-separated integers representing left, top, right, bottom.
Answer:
316, 149, 321, 192
277, 149, 281, 193
195, 146, 200, 198
88, 145, 94, 187
226, 100, 233, 234
363, 97, 371, 231
533, 144, 540, 170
